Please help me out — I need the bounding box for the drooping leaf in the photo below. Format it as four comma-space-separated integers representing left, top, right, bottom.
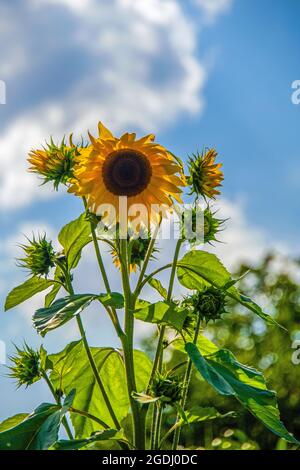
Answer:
185, 342, 299, 444
58, 213, 91, 269
98, 292, 124, 309
53, 429, 119, 450
134, 301, 188, 331
48, 341, 152, 438
148, 278, 168, 300
33, 294, 98, 336
177, 250, 281, 328
5, 277, 54, 311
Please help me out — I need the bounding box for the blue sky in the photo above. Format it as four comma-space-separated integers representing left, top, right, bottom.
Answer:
0, 0, 299, 421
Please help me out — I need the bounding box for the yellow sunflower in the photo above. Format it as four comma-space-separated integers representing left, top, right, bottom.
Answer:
68, 123, 185, 222
187, 148, 223, 199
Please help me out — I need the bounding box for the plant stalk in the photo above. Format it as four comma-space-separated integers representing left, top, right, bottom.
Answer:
172, 314, 202, 449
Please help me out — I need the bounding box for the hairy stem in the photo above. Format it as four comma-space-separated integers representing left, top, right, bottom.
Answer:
172, 314, 202, 449
64, 271, 121, 431
119, 238, 146, 449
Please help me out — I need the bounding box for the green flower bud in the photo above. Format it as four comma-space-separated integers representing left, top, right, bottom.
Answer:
189, 287, 227, 323
181, 206, 224, 245
151, 373, 183, 406
18, 234, 56, 277
8, 343, 41, 388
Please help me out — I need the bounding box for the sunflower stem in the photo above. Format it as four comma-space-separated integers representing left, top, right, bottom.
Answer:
64, 270, 121, 431
172, 314, 202, 450
119, 237, 146, 449
42, 372, 74, 440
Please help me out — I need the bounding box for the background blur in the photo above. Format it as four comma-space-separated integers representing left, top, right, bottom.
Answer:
0, 0, 300, 446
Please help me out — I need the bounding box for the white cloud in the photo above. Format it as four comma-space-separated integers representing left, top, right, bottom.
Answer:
0, 0, 206, 211
195, 0, 233, 22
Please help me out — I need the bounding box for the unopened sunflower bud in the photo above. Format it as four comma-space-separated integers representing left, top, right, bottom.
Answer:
189, 287, 226, 323
28, 137, 78, 189
8, 343, 41, 388
187, 148, 223, 199
151, 373, 183, 406
18, 235, 56, 277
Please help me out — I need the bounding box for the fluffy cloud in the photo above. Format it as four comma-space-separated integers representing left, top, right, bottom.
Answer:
195, 0, 234, 21
0, 0, 206, 211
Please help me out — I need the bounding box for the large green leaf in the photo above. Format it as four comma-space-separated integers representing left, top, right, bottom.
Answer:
58, 213, 91, 269
5, 277, 54, 311
48, 341, 152, 438
177, 250, 281, 328
33, 294, 98, 336
0, 391, 75, 450
177, 250, 233, 291
0, 414, 29, 433
53, 429, 120, 450
134, 301, 188, 331
185, 342, 299, 444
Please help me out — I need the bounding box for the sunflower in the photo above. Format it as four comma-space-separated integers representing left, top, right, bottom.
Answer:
68, 123, 185, 223
28, 138, 76, 189
187, 148, 223, 199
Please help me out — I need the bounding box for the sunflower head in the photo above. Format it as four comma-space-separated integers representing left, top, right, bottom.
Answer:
69, 122, 185, 224
18, 234, 56, 277
28, 137, 78, 189
188, 287, 227, 323
187, 148, 223, 199
8, 343, 41, 388
151, 372, 183, 406
181, 205, 224, 245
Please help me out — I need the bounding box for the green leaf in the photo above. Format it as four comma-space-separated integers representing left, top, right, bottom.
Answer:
48, 341, 152, 438
0, 414, 29, 433
134, 301, 188, 331
177, 250, 281, 329
58, 213, 91, 269
183, 406, 235, 424
98, 292, 124, 309
0, 390, 75, 450
33, 294, 98, 336
147, 278, 168, 300
0, 404, 60, 450
177, 250, 233, 292
53, 429, 119, 450
44, 266, 63, 307
185, 342, 299, 444
5, 277, 54, 311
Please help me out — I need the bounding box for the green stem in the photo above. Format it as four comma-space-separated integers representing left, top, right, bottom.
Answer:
42, 372, 74, 440
153, 404, 163, 450
172, 314, 202, 450
64, 271, 121, 431
82, 198, 124, 339
147, 240, 183, 392
119, 238, 146, 449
